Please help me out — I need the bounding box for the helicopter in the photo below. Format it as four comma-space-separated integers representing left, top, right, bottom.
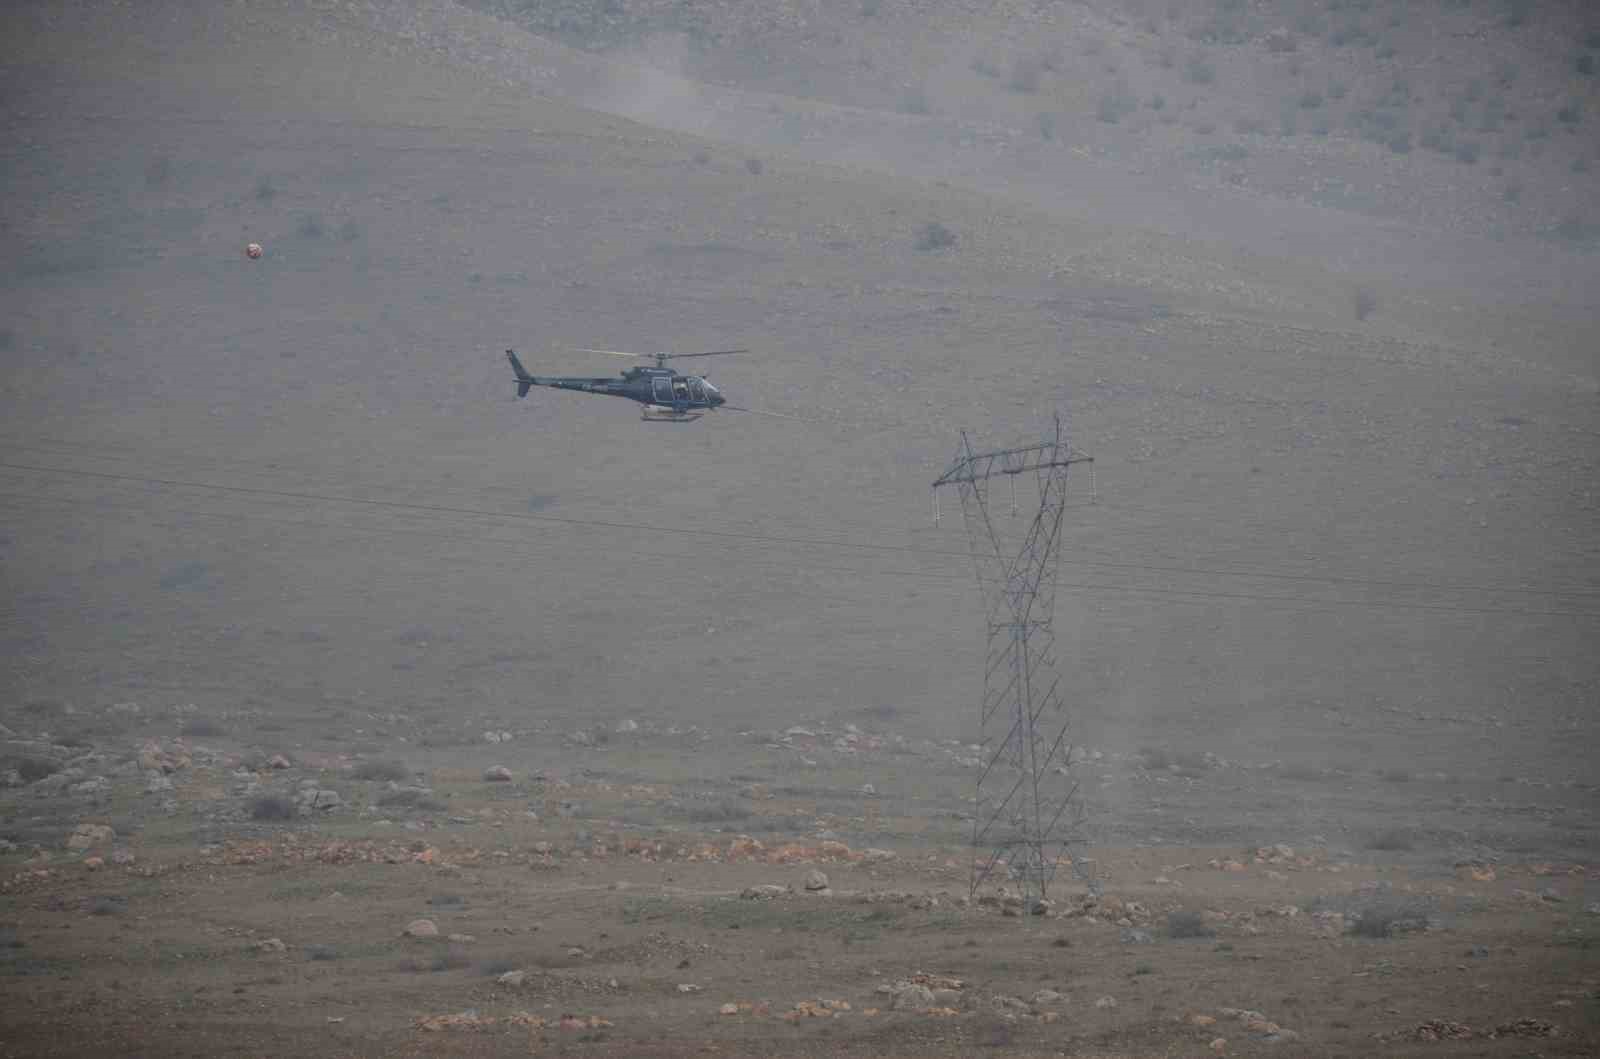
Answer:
506, 347, 792, 422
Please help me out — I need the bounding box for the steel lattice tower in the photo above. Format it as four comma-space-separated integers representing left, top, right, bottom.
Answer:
932, 414, 1094, 907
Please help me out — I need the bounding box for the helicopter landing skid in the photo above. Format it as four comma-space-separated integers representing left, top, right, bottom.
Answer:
640, 406, 704, 423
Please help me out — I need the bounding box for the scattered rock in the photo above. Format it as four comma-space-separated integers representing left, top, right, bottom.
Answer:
1094, 995, 1118, 1010
145, 774, 173, 794
268, 754, 292, 770
109, 849, 134, 866
890, 984, 935, 1011
83, 856, 104, 870
615, 719, 639, 733
803, 869, 830, 892
862, 848, 897, 863
741, 884, 788, 900
1210, 1038, 1228, 1055
1121, 928, 1154, 944
497, 970, 527, 987
253, 937, 287, 953
70, 776, 109, 796
65, 824, 115, 851
1030, 989, 1064, 1008
719, 1002, 739, 1016
1190, 1013, 1218, 1027
447, 933, 475, 943
483, 730, 512, 744
483, 766, 513, 782
403, 919, 439, 938
676, 983, 701, 993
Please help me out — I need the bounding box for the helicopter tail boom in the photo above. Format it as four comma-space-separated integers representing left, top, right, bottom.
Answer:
506, 349, 535, 398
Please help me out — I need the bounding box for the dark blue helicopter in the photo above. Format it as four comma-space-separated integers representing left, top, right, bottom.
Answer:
507, 347, 790, 422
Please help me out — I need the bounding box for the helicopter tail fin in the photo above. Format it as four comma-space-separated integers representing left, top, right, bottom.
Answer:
506, 349, 534, 398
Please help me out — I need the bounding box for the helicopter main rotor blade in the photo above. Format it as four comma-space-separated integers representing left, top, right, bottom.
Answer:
572, 348, 749, 359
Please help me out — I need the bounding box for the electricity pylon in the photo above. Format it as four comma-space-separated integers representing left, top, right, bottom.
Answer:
932, 414, 1094, 908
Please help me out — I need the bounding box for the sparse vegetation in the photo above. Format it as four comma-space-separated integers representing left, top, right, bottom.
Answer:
1167, 910, 1213, 938
1350, 907, 1398, 937
1367, 827, 1415, 851
376, 788, 446, 812
1354, 287, 1378, 321
353, 760, 411, 782
914, 221, 957, 252
744, 157, 763, 176
180, 717, 225, 738
254, 175, 276, 201
1185, 54, 1216, 85
249, 794, 297, 821
297, 213, 325, 238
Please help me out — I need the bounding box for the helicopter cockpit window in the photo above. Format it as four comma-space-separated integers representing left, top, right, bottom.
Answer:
688, 377, 708, 402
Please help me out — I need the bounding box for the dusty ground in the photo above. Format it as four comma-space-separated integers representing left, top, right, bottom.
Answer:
1, 718, 1597, 1058
1, 2, 1597, 1055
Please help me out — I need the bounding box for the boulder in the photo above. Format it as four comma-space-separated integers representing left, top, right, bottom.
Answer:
65, 823, 115, 851
403, 919, 439, 938
890, 984, 935, 1011
802, 869, 830, 892
483, 766, 513, 782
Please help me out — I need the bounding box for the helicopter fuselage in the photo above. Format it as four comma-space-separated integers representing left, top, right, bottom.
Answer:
507, 349, 733, 421
511, 354, 725, 421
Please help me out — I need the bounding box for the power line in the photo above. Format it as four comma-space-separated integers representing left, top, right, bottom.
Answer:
3, 440, 1596, 601
3, 471, 1597, 621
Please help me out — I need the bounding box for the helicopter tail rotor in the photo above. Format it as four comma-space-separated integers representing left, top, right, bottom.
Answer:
506, 349, 535, 398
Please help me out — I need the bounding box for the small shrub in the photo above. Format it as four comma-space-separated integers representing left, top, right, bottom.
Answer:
1007, 57, 1043, 94
1149, 94, 1165, 111
1350, 907, 1397, 937
88, 895, 127, 916
914, 221, 957, 252
1185, 55, 1216, 85
1454, 140, 1481, 164
306, 945, 339, 961
254, 175, 276, 201
691, 148, 711, 165
1502, 0, 1532, 28
180, 717, 225, 738
250, 794, 297, 821
1036, 112, 1056, 140
897, 90, 931, 115
14, 757, 60, 783
744, 157, 763, 176
1234, 116, 1266, 135
1558, 103, 1582, 126
1578, 55, 1596, 77
338, 219, 362, 242
685, 801, 752, 824
1328, 81, 1348, 100
1167, 910, 1213, 938
1097, 93, 1131, 124
1354, 287, 1378, 321
376, 788, 446, 812
1299, 91, 1324, 110
1503, 181, 1522, 203
1574, 156, 1591, 174
1132, 962, 1154, 975
1387, 131, 1412, 154
1194, 120, 1217, 135
352, 760, 411, 782
971, 57, 999, 79
1368, 827, 1414, 851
